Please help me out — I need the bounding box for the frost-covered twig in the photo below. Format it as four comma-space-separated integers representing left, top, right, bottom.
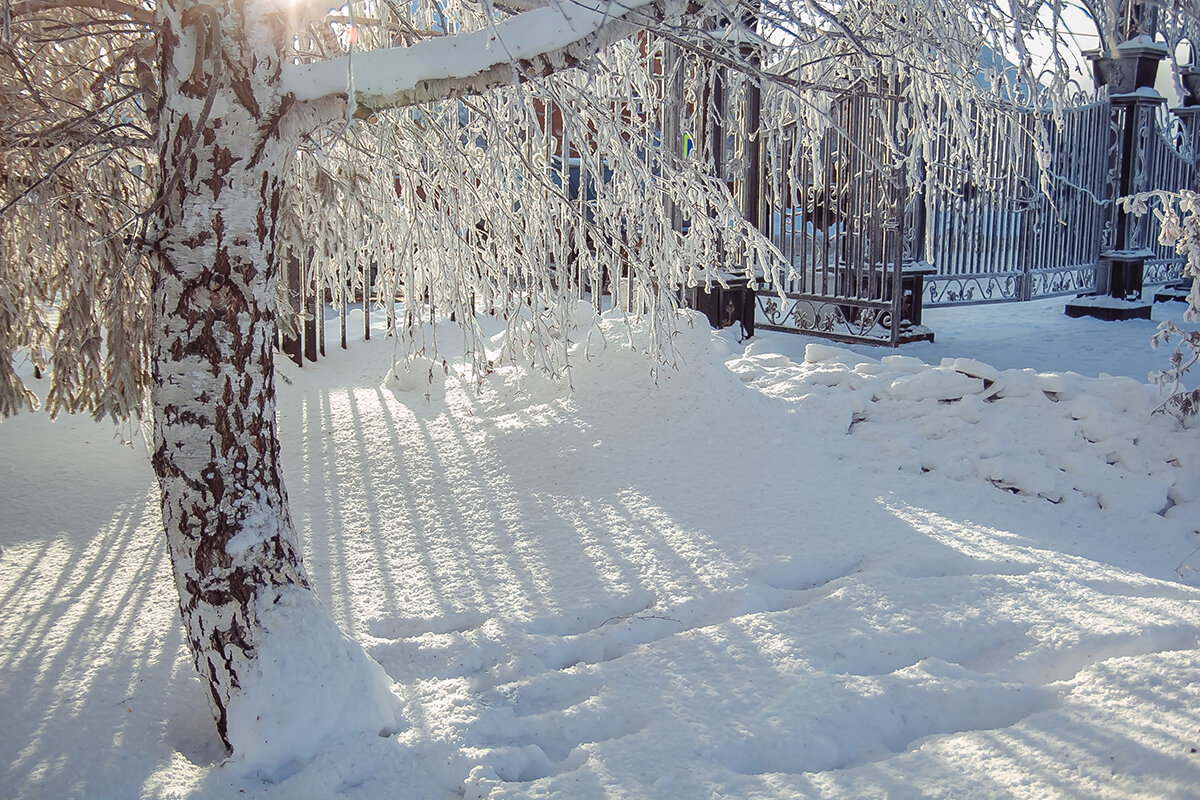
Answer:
1126, 190, 1200, 420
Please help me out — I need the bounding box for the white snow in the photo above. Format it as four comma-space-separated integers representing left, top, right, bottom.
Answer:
225, 586, 404, 782
2, 296, 1199, 799
280, 0, 655, 105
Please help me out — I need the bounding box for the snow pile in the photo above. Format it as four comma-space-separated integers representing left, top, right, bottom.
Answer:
224, 587, 403, 781
387, 354, 449, 401
728, 342, 1200, 520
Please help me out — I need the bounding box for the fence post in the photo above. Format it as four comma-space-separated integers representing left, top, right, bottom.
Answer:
738, 10, 761, 338
1068, 35, 1168, 319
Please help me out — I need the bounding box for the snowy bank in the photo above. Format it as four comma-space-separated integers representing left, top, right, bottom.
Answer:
1, 305, 1199, 799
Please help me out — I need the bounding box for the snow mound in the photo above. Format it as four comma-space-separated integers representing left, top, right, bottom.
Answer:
225, 587, 403, 782
386, 355, 448, 400
728, 345, 1200, 516
565, 309, 744, 391
475, 307, 747, 412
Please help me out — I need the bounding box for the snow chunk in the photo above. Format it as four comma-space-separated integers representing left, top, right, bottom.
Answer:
881, 368, 984, 402
386, 355, 447, 401
945, 357, 1001, 383
804, 343, 869, 366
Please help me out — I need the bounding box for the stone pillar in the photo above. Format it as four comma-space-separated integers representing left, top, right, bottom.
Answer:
1067, 35, 1167, 319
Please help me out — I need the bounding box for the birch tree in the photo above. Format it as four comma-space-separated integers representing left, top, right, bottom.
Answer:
3, 0, 1197, 772
3, 0, 769, 768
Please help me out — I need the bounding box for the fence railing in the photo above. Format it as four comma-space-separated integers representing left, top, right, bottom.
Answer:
917, 99, 1114, 306
1136, 107, 1200, 284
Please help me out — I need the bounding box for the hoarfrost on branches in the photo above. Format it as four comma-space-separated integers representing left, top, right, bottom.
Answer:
5, 0, 1200, 763
10, 0, 1199, 415
1126, 189, 1200, 420
0, 4, 155, 420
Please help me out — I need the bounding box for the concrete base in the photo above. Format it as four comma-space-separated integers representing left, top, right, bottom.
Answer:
1064, 296, 1153, 321
1154, 286, 1190, 304
1153, 279, 1193, 304
896, 324, 935, 344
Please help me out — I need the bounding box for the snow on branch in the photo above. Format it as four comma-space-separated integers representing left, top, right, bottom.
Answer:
280, 0, 675, 109
10, 0, 153, 25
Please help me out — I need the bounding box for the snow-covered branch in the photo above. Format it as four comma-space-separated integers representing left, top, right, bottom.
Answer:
11, 0, 153, 25
280, 0, 675, 109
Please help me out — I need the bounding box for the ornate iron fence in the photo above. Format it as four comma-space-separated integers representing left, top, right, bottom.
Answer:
918, 99, 1113, 306
1128, 105, 1200, 284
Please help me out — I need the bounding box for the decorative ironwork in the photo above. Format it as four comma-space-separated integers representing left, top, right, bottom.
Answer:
919, 99, 1110, 306
1144, 259, 1185, 286
925, 274, 1020, 305
1101, 104, 1124, 253
1028, 265, 1099, 297
757, 75, 912, 345
756, 294, 901, 343
1139, 106, 1199, 272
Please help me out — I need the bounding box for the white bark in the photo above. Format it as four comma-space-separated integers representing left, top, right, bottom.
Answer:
150, 0, 397, 754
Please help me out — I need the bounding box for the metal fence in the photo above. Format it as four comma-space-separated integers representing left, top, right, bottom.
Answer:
1126, 105, 1200, 285
917, 99, 1114, 305
759, 91, 1197, 321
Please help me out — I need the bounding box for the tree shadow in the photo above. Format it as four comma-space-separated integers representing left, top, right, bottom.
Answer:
0, 413, 221, 799
271, 334, 1200, 797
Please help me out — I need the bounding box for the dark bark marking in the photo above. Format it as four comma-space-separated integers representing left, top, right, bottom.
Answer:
180, 75, 208, 100
213, 247, 230, 280
183, 231, 212, 249
249, 93, 293, 169
229, 70, 261, 119
267, 185, 281, 234
158, 20, 180, 94
205, 660, 232, 752
205, 145, 235, 198
174, 115, 194, 158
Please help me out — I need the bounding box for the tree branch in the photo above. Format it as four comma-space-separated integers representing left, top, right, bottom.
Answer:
280, 0, 681, 110
12, 0, 152, 25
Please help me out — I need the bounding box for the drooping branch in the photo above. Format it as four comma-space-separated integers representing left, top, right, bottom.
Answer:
11, 0, 153, 26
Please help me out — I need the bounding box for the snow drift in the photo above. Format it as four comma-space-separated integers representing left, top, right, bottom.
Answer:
2, 303, 1198, 799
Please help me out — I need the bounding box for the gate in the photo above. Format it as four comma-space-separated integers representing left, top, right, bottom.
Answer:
756, 89, 917, 345
1123, 104, 1200, 285
750, 91, 1122, 341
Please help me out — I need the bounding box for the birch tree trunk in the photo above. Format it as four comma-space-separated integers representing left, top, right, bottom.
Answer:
149, 1, 396, 761
142, 0, 695, 766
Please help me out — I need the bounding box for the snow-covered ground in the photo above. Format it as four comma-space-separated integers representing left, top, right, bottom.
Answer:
2, 296, 1199, 799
